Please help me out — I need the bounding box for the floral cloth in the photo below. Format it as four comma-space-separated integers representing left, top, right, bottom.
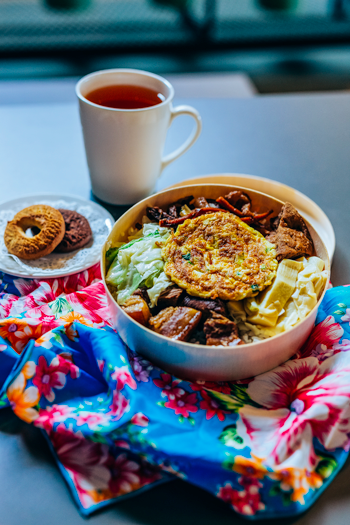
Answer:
0, 265, 350, 519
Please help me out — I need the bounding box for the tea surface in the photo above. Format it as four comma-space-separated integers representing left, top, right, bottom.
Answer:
86, 84, 165, 109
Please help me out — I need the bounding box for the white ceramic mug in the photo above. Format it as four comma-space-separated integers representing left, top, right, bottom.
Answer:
76, 69, 202, 205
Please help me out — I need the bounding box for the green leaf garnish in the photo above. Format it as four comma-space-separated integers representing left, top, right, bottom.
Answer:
105, 247, 120, 269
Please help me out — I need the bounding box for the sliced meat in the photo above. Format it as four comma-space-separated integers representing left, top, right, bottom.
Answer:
164, 196, 195, 219
146, 206, 172, 223
122, 296, 151, 326
203, 312, 241, 346
168, 204, 177, 218
172, 195, 194, 208
182, 295, 226, 317
267, 202, 314, 262
224, 191, 252, 214
193, 196, 209, 209
271, 215, 280, 231
278, 202, 313, 234
133, 288, 150, 304
253, 220, 273, 237
158, 286, 184, 308
148, 306, 202, 341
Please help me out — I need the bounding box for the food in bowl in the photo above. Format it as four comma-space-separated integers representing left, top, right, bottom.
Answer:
105, 188, 328, 347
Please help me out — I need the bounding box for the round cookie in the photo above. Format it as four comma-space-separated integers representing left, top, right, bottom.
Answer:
4, 204, 65, 260
54, 209, 92, 253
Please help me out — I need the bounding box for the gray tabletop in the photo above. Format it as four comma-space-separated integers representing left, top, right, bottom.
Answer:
0, 89, 350, 524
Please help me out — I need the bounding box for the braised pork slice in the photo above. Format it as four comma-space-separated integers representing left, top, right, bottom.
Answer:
203, 312, 241, 346
122, 296, 151, 326
193, 196, 209, 209
267, 202, 314, 262
148, 306, 202, 341
182, 295, 226, 317
158, 286, 184, 308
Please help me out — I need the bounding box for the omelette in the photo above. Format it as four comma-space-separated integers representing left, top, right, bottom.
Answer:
162, 211, 278, 301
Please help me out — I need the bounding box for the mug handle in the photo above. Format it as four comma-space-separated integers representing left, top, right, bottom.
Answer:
161, 105, 202, 173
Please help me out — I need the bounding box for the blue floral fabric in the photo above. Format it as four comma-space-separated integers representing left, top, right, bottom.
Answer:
1, 267, 350, 519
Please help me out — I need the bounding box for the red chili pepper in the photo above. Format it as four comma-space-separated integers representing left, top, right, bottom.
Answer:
159, 207, 227, 227
252, 210, 273, 221
215, 196, 244, 216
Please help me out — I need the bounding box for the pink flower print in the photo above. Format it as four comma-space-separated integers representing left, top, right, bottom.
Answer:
239, 476, 263, 491
333, 339, 350, 352
164, 391, 198, 418
50, 428, 111, 509
131, 412, 149, 427
114, 440, 130, 450
66, 284, 107, 324
0, 294, 19, 320
236, 353, 350, 472
217, 481, 236, 503
21, 282, 56, 310
217, 481, 265, 516
56, 354, 80, 379
32, 355, 67, 402
53, 264, 101, 297
130, 355, 153, 383
341, 309, 350, 323
97, 359, 105, 373
301, 316, 343, 357
108, 453, 140, 496
13, 278, 38, 297
200, 390, 229, 421
153, 373, 184, 400
25, 305, 58, 332
310, 343, 335, 362
0, 344, 7, 351
108, 390, 130, 420
111, 365, 137, 391
76, 411, 110, 430
34, 404, 76, 432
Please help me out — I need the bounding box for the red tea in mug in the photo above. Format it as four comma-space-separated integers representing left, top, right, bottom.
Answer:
85, 84, 165, 109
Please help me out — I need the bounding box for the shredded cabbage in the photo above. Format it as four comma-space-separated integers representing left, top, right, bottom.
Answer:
106, 222, 172, 306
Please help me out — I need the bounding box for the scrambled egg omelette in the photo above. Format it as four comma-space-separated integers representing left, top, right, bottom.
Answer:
162, 211, 278, 301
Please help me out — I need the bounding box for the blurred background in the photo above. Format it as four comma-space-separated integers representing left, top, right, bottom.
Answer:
1, 0, 350, 94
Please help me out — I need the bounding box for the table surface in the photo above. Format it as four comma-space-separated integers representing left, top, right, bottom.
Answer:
0, 88, 350, 525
